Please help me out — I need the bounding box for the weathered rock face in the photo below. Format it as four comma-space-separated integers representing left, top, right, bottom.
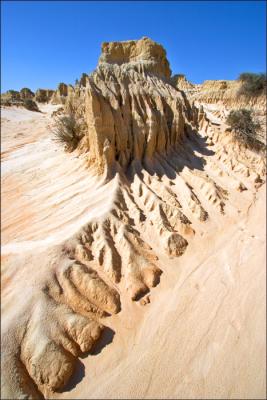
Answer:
34, 89, 54, 103
190, 79, 266, 110
83, 66, 188, 173
79, 73, 89, 87
188, 79, 267, 144
65, 38, 193, 175
171, 74, 195, 92
51, 83, 74, 104
99, 37, 172, 79
2, 36, 267, 400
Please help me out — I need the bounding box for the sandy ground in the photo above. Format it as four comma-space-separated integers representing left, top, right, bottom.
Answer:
59, 185, 265, 400
1, 105, 266, 399
1, 105, 113, 252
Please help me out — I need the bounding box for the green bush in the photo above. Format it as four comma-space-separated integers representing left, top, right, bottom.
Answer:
20, 87, 34, 99
238, 72, 266, 96
52, 113, 81, 151
226, 108, 264, 151
23, 99, 40, 112
7, 90, 21, 100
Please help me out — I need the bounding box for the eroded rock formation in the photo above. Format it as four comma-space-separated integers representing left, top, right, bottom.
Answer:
171, 74, 195, 92
1, 37, 266, 399
51, 83, 73, 104
99, 36, 171, 79
35, 89, 55, 103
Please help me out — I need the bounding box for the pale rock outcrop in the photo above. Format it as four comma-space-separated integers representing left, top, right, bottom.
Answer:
66, 38, 191, 174
191, 79, 266, 112
188, 79, 266, 144
79, 73, 89, 87
51, 83, 74, 104
171, 74, 195, 92
173, 79, 266, 116
82, 65, 187, 173
99, 36, 172, 79
34, 88, 55, 103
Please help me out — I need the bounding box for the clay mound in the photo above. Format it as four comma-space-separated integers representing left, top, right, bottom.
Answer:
1, 38, 266, 399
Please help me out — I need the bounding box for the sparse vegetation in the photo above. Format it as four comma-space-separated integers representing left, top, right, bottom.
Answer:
1, 88, 36, 108
51, 107, 64, 117
7, 90, 20, 100
52, 112, 83, 151
23, 99, 40, 112
238, 72, 266, 96
226, 108, 264, 151
20, 87, 34, 98
0, 98, 12, 106
1, 90, 20, 105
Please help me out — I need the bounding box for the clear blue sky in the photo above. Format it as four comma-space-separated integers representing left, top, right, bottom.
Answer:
1, 1, 266, 92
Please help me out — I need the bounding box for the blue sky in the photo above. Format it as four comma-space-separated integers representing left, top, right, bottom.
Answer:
1, 1, 266, 92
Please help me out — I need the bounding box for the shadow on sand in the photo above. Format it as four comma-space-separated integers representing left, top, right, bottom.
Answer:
59, 327, 115, 393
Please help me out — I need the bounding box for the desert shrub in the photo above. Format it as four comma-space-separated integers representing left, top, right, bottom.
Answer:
0, 97, 11, 106
23, 99, 40, 112
7, 90, 21, 100
52, 112, 82, 151
51, 107, 64, 117
238, 72, 266, 96
20, 87, 34, 99
226, 108, 264, 151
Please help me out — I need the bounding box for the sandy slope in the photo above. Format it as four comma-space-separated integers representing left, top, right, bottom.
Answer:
57, 185, 265, 400
1, 105, 266, 399
1, 105, 113, 252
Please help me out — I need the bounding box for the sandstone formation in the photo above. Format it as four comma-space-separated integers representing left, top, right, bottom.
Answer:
178, 78, 266, 145
78, 72, 89, 87
171, 74, 195, 92
191, 79, 266, 110
99, 36, 172, 79
1, 37, 266, 399
69, 67, 187, 173
35, 88, 55, 103
51, 83, 73, 104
